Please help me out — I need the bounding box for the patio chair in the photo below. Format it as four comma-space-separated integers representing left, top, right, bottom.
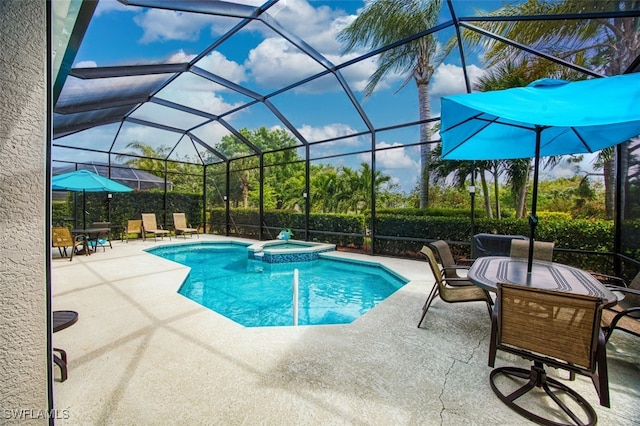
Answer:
471, 233, 527, 259
88, 221, 112, 251
141, 214, 171, 241
509, 239, 554, 262
173, 212, 199, 239
593, 271, 640, 342
122, 219, 142, 243
428, 240, 475, 286
488, 283, 609, 425
417, 246, 492, 328
52, 227, 86, 261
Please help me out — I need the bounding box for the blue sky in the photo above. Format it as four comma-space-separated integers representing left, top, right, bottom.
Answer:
57, 0, 597, 193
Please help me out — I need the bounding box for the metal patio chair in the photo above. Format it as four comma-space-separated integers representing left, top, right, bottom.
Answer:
488, 282, 609, 425
417, 245, 492, 328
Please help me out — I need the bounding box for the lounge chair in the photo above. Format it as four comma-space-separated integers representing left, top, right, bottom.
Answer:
52, 227, 86, 261
173, 213, 199, 239
417, 245, 492, 328
509, 239, 554, 262
122, 219, 142, 243
141, 213, 171, 241
488, 282, 609, 424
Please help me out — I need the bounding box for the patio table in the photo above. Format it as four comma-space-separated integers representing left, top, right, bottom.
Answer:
72, 227, 110, 254
53, 310, 79, 382
467, 256, 617, 307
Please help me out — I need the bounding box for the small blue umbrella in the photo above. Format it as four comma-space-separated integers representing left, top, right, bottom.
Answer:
440, 74, 640, 272
52, 170, 133, 192
52, 170, 132, 229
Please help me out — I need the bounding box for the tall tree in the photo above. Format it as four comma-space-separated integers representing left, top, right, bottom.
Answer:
463, 0, 640, 218
218, 127, 302, 208
339, 0, 444, 209
116, 141, 203, 192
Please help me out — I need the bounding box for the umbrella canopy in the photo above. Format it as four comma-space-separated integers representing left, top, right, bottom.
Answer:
441, 74, 640, 160
440, 73, 640, 272
52, 170, 132, 229
52, 170, 133, 193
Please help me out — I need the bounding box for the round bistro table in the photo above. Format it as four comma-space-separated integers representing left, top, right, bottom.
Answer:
53, 310, 79, 382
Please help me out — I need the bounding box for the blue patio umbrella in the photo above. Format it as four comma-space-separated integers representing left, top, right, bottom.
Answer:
52, 170, 132, 229
440, 73, 640, 272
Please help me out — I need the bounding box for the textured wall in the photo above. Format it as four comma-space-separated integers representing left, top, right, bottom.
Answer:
0, 0, 48, 422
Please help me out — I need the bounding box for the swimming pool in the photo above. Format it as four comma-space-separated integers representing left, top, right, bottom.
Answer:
147, 242, 407, 327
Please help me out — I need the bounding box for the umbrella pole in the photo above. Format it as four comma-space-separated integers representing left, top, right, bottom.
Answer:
82, 189, 86, 230
528, 128, 542, 273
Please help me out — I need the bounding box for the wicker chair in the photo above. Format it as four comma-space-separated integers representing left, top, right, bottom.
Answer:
488, 283, 609, 425
417, 246, 492, 328
428, 240, 474, 286
141, 213, 171, 241
509, 239, 555, 262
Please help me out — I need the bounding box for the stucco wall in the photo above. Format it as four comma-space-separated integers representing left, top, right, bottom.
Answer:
0, 0, 48, 423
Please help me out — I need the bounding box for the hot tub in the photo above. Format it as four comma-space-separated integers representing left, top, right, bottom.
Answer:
247, 240, 336, 263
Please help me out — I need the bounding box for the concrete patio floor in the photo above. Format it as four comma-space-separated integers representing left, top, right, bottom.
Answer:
51, 235, 640, 425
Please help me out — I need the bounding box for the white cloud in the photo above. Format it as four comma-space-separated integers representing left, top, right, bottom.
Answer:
357, 142, 418, 170
264, 0, 351, 56
428, 63, 486, 115
165, 50, 197, 64
122, 0, 388, 95
299, 123, 361, 144
336, 53, 402, 94
93, 0, 131, 16
194, 51, 248, 83
135, 9, 203, 43
246, 38, 324, 89
75, 60, 97, 68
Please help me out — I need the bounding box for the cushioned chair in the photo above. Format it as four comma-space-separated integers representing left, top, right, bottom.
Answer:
509, 239, 555, 262
428, 240, 475, 286
141, 213, 171, 241
488, 283, 609, 425
417, 245, 492, 328
595, 271, 640, 342
173, 213, 199, 239
52, 227, 86, 261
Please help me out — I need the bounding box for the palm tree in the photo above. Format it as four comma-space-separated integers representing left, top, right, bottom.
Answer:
339, 0, 444, 209
117, 141, 172, 176
310, 165, 341, 213
461, 0, 640, 219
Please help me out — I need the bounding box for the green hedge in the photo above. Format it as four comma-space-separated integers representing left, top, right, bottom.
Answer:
375, 207, 486, 218
53, 191, 202, 233
52, 201, 72, 225
209, 208, 365, 247
369, 213, 615, 273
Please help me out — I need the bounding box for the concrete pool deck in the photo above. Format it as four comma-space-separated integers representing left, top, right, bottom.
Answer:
52, 235, 640, 425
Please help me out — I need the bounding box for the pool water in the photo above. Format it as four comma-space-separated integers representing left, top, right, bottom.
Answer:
147, 243, 407, 327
